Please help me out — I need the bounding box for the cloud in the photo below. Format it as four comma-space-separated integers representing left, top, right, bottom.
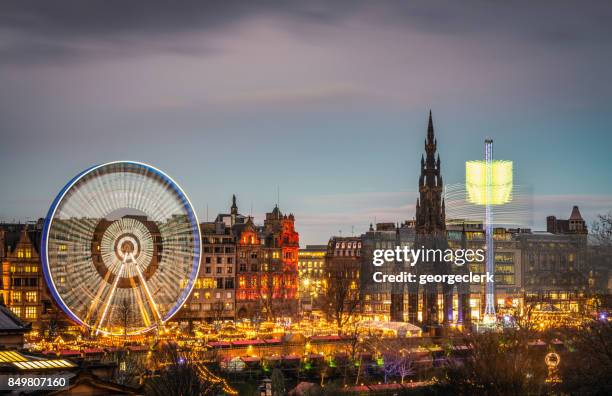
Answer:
1, 1, 611, 65
216, 84, 369, 106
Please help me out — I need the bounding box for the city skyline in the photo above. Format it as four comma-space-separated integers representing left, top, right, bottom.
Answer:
1, 1, 611, 245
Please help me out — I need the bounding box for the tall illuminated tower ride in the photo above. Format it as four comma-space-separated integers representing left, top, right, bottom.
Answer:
466, 139, 513, 324
483, 139, 496, 321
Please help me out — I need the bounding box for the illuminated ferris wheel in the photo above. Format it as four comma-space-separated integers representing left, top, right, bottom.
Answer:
41, 161, 201, 335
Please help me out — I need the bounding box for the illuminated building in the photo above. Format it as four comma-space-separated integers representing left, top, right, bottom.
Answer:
235, 206, 299, 320
519, 207, 589, 321
446, 223, 523, 322
298, 245, 326, 311
324, 236, 362, 312
175, 197, 239, 325
0, 222, 65, 332
360, 222, 415, 321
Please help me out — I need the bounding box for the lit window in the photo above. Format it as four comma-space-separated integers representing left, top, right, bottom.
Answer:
12, 292, 21, 303
25, 292, 37, 303
25, 306, 37, 319
11, 307, 21, 317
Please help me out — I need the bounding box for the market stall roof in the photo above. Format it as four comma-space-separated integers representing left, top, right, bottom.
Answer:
0, 350, 77, 371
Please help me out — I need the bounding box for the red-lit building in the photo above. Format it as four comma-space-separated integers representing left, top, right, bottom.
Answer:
235, 206, 299, 320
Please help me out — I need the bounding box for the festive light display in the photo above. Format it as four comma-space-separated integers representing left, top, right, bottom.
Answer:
465, 160, 513, 205
41, 161, 201, 336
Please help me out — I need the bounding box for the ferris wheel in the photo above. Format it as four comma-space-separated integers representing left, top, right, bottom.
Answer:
41, 161, 201, 335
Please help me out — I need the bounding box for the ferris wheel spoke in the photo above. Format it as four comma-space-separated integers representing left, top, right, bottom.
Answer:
95, 261, 124, 334
85, 268, 115, 323
132, 253, 163, 323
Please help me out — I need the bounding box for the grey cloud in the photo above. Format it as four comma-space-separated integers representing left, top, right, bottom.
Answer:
1, 1, 611, 65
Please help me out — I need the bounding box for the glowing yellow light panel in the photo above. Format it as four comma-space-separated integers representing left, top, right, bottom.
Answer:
465, 160, 513, 205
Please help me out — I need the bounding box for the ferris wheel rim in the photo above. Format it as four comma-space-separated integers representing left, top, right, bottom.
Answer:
40, 160, 201, 335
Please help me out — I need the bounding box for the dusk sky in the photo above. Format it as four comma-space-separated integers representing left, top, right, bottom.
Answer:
1, 1, 611, 244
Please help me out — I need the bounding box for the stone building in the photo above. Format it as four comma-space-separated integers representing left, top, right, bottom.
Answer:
0, 222, 67, 333
297, 245, 326, 312
174, 197, 240, 325
235, 206, 299, 320
519, 206, 589, 316
359, 222, 415, 321
323, 236, 362, 320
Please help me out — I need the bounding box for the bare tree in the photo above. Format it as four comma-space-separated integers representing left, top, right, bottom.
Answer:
559, 320, 612, 395
591, 212, 612, 246
210, 300, 227, 324
440, 328, 546, 395
118, 298, 132, 343
319, 273, 360, 335
589, 212, 612, 301
145, 343, 225, 396
113, 349, 146, 387
257, 273, 278, 322
368, 338, 416, 385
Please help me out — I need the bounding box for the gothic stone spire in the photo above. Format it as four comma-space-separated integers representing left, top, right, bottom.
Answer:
415, 111, 446, 234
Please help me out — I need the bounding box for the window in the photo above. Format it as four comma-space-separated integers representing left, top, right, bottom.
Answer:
25, 306, 37, 319
193, 292, 200, 299
205, 267, 211, 274
11, 307, 21, 317
25, 249, 32, 259
216, 257, 222, 264
12, 292, 21, 303
227, 257, 233, 264
205, 257, 211, 264
202, 278, 215, 288
227, 267, 233, 274
25, 291, 37, 303
215, 292, 221, 299
226, 292, 232, 299
216, 267, 222, 274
